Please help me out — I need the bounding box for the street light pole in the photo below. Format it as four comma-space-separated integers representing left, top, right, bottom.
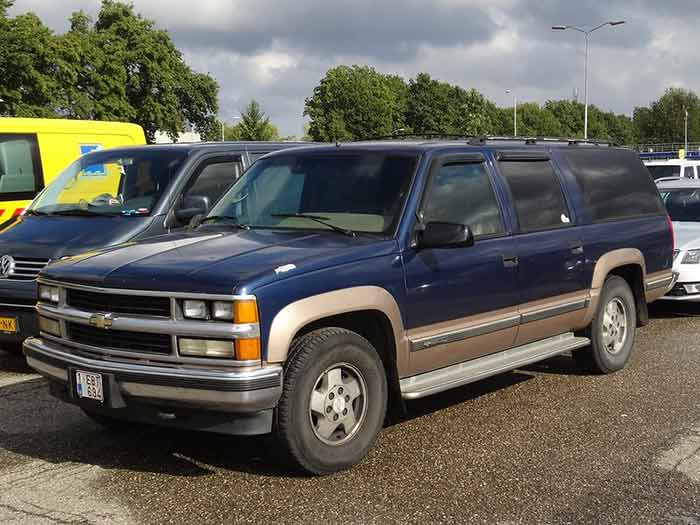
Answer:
506, 90, 517, 137
552, 20, 626, 140
685, 108, 689, 155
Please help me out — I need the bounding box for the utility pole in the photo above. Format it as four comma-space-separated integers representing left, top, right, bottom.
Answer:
553, 20, 626, 140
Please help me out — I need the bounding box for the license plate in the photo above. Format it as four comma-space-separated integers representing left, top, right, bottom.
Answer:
76, 371, 104, 402
0, 317, 17, 334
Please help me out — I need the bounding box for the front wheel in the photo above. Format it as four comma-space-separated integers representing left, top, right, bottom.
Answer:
274, 328, 388, 475
574, 275, 637, 374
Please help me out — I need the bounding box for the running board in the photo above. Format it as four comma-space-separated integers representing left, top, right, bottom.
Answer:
400, 332, 590, 400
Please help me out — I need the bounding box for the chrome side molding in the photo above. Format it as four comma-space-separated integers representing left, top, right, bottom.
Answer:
400, 332, 590, 399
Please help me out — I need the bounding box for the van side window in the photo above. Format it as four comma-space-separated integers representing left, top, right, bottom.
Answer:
684, 166, 695, 179
499, 160, 570, 232
565, 149, 665, 221
0, 134, 42, 199
184, 159, 243, 208
423, 162, 504, 238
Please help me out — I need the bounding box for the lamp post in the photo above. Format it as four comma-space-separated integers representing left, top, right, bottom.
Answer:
685, 108, 689, 155
552, 20, 626, 140
505, 90, 517, 137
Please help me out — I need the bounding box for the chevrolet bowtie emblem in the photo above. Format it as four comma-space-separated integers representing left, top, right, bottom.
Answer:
89, 313, 113, 329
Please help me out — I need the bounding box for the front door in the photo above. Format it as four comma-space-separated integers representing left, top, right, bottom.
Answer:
403, 155, 520, 376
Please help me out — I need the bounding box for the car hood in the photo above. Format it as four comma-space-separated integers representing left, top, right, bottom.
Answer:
672, 221, 700, 251
41, 227, 397, 295
0, 215, 151, 259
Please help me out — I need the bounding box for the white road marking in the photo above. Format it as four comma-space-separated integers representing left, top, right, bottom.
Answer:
0, 374, 40, 388
657, 424, 700, 482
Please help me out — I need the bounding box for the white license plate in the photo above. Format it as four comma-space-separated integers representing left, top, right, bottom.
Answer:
76, 371, 103, 402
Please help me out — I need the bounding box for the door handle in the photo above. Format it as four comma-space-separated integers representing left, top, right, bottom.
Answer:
502, 255, 519, 268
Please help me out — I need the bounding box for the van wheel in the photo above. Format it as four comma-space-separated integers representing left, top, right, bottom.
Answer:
574, 276, 636, 374
274, 328, 388, 475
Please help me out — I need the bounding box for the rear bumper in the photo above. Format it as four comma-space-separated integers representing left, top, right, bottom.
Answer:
23, 337, 283, 434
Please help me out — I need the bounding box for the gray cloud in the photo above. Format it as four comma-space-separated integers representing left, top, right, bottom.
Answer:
9, 0, 700, 136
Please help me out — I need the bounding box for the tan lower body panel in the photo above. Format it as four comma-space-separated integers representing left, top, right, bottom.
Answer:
645, 270, 675, 303
405, 290, 591, 377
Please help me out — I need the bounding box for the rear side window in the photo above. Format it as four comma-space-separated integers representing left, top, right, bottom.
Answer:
423, 162, 504, 237
565, 149, 665, 221
684, 166, 695, 179
0, 134, 42, 199
499, 160, 571, 232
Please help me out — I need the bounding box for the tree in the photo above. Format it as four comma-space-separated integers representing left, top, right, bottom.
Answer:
405, 73, 453, 134
233, 100, 280, 141
304, 65, 407, 141
633, 87, 700, 145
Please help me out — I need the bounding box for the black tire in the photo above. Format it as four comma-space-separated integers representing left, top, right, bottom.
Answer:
274, 327, 388, 475
573, 276, 637, 374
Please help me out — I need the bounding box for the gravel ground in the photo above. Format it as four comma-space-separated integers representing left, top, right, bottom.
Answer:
2, 303, 700, 524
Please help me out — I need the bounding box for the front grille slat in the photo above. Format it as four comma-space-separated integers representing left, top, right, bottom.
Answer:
67, 289, 171, 317
68, 322, 172, 355
3, 257, 49, 280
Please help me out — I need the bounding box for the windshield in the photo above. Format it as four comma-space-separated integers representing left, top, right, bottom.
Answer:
660, 189, 700, 222
28, 149, 188, 216
647, 165, 681, 180
207, 152, 419, 235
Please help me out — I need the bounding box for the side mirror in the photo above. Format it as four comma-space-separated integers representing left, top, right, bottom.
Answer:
417, 222, 474, 249
175, 195, 210, 223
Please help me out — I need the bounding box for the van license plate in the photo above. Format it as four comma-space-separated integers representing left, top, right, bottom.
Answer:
76, 371, 103, 402
0, 317, 17, 333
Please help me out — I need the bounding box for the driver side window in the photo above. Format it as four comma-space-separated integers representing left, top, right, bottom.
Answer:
423, 162, 504, 238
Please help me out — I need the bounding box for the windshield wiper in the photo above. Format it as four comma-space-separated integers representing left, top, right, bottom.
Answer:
47, 208, 120, 217
199, 215, 251, 229
23, 209, 48, 216
271, 213, 356, 237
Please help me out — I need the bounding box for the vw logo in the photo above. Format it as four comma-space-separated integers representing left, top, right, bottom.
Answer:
0, 255, 15, 279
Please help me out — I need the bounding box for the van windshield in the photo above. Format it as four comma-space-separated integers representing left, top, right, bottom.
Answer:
206, 152, 418, 236
28, 150, 188, 217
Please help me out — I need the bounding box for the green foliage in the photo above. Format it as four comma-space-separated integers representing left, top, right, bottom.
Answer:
227, 100, 280, 141
634, 87, 700, 144
0, 0, 219, 143
304, 65, 407, 141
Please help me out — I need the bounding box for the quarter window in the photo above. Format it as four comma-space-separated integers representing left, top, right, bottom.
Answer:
499, 160, 570, 232
0, 134, 41, 199
423, 162, 504, 237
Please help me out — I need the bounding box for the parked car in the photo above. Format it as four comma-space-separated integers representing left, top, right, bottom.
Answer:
0, 118, 146, 222
640, 151, 700, 181
0, 141, 308, 351
24, 138, 674, 474
657, 179, 700, 300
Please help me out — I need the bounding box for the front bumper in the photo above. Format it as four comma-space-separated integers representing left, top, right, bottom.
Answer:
0, 279, 38, 344
24, 336, 283, 434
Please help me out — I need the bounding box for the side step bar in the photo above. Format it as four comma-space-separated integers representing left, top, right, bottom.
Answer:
400, 332, 590, 400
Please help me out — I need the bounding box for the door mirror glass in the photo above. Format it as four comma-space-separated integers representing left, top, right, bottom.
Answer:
175, 195, 210, 223
418, 222, 474, 249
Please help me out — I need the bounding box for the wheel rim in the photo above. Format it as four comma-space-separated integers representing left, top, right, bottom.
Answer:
601, 297, 628, 354
308, 362, 367, 446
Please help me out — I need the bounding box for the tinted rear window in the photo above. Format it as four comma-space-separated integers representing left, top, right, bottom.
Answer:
499, 160, 571, 232
565, 149, 665, 221
646, 164, 680, 180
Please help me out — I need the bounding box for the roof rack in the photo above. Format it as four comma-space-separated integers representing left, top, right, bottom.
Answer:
355, 133, 618, 147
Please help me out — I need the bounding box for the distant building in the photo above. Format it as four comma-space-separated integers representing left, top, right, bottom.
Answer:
154, 125, 201, 144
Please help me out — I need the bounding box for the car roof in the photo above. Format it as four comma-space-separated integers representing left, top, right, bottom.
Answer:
645, 159, 700, 166
259, 137, 628, 157
656, 179, 700, 189
82, 141, 311, 158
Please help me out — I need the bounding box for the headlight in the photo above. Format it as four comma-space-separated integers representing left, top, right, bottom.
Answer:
682, 249, 700, 264
212, 301, 234, 320
38, 285, 59, 303
179, 338, 234, 358
183, 299, 208, 319
38, 316, 61, 336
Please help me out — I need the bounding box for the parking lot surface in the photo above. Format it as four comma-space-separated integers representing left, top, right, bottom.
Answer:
2, 304, 700, 524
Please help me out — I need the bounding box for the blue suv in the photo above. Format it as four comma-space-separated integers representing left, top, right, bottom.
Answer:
23, 138, 675, 474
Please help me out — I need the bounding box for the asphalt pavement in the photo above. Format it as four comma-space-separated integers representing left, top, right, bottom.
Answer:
2, 303, 700, 524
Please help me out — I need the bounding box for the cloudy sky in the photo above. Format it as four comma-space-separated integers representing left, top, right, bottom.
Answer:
9, 0, 699, 136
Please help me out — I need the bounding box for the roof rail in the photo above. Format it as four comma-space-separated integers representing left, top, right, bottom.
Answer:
356, 133, 618, 147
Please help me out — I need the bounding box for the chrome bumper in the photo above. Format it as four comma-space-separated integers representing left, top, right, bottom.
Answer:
23, 337, 283, 413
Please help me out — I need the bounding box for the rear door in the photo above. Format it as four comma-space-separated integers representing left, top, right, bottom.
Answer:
402, 154, 520, 376
496, 151, 588, 346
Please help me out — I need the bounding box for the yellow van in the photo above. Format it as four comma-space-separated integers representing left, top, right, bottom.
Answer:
0, 118, 145, 221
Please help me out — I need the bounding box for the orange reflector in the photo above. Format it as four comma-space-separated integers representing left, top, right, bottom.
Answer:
234, 300, 259, 324
236, 338, 261, 361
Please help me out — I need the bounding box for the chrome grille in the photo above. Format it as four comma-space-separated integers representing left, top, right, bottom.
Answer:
2, 257, 49, 280
67, 289, 172, 317
68, 322, 173, 355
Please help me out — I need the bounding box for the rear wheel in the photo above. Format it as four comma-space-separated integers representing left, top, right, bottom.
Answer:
574, 275, 636, 374
274, 327, 388, 475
